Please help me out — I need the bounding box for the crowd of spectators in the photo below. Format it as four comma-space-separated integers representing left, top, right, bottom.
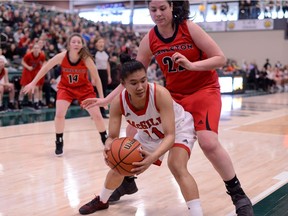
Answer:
221, 58, 288, 94
238, 0, 288, 19
0, 1, 159, 112
0, 1, 287, 113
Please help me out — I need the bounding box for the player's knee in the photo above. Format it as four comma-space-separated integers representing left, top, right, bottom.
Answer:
168, 159, 186, 178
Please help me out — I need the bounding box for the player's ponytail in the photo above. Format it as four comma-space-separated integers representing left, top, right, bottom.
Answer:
119, 52, 146, 81
172, 0, 190, 24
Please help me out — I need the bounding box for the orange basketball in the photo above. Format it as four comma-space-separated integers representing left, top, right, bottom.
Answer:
106, 137, 144, 176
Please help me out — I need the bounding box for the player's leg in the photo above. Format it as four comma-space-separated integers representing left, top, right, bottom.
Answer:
6, 83, 16, 110
54, 99, 70, 156
168, 147, 203, 216
79, 169, 124, 215
198, 131, 253, 215
86, 106, 108, 145
0, 85, 5, 112
108, 124, 138, 202
182, 90, 253, 216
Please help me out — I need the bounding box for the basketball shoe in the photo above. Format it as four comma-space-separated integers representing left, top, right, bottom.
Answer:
55, 141, 63, 156
79, 196, 109, 215
108, 176, 138, 202
227, 185, 254, 216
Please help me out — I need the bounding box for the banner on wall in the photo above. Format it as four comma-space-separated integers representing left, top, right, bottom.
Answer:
197, 21, 226, 32
226, 19, 274, 31
133, 19, 274, 33
133, 24, 154, 33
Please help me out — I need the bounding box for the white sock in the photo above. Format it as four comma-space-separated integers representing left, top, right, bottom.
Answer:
186, 199, 203, 216
99, 187, 114, 203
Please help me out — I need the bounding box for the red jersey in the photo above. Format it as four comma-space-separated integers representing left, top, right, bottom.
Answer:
149, 20, 220, 96
58, 52, 93, 89
22, 51, 46, 74
0, 68, 5, 80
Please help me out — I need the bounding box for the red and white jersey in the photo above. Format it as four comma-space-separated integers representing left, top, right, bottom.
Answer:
149, 20, 220, 96
120, 83, 196, 161
58, 52, 92, 88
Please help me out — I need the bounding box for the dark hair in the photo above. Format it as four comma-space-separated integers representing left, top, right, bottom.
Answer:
147, 0, 190, 24
119, 53, 146, 80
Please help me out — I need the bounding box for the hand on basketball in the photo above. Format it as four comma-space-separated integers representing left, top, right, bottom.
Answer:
103, 139, 112, 164
81, 98, 109, 110
131, 148, 154, 175
172, 52, 193, 71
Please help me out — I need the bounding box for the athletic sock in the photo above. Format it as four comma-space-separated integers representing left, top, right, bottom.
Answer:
224, 175, 245, 194
99, 187, 114, 203
56, 133, 63, 143
99, 131, 108, 144
186, 199, 203, 216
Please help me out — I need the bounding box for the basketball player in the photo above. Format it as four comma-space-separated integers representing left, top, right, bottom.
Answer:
23, 33, 108, 156
85, 1, 254, 215
18, 42, 46, 110
79, 54, 203, 216
0, 58, 16, 111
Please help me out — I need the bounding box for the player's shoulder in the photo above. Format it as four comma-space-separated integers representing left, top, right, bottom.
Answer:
154, 83, 171, 100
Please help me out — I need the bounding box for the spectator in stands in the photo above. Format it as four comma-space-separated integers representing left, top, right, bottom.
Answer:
276, 0, 282, 18
283, 1, 288, 16
5, 43, 21, 66
221, 2, 229, 19
18, 28, 31, 57
147, 62, 159, 83
247, 63, 259, 90
0, 48, 8, 66
107, 53, 120, 92
3, 26, 15, 45
0, 58, 16, 112
23, 32, 108, 156
13, 27, 24, 45
251, 1, 261, 19
263, 58, 271, 70
274, 67, 284, 92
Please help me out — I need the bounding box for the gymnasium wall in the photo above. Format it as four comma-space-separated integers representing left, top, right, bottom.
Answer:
209, 30, 288, 67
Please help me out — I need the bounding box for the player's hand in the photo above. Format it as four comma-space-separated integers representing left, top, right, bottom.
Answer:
108, 76, 112, 85
172, 52, 193, 71
81, 98, 109, 109
22, 83, 35, 94
103, 139, 113, 166
131, 148, 154, 175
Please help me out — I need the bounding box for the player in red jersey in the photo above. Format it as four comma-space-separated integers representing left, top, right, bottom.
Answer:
82, 1, 254, 216
23, 33, 108, 156
18, 43, 46, 109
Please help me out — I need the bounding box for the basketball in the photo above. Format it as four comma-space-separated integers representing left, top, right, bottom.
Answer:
106, 137, 144, 176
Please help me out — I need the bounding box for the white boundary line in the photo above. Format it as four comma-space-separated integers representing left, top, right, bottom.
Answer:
226, 171, 288, 216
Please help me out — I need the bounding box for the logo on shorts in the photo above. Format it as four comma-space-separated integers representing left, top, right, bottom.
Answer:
182, 139, 188, 144
198, 120, 204, 125
125, 112, 131, 117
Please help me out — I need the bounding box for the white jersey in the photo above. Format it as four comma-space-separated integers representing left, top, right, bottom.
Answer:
120, 83, 197, 164
95, 51, 109, 70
